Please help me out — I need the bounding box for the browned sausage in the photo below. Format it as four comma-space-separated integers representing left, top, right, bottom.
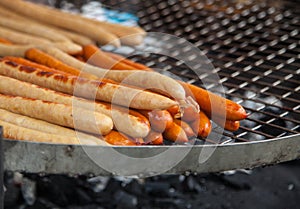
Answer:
173, 119, 196, 138
0, 94, 113, 135
190, 111, 212, 138
180, 82, 247, 121
139, 110, 173, 133
0, 75, 151, 138
104, 131, 138, 146
0, 59, 177, 110
144, 131, 163, 145
213, 117, 240, 132
163, 122, 189, 144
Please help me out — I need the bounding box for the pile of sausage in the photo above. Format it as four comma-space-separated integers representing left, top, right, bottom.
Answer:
0, 0, 247, 145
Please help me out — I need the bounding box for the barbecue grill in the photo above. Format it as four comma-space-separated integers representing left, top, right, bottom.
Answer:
2, 0, 300, 177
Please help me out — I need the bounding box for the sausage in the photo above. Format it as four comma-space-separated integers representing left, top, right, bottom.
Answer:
0, 120, 107, 145
0, 94, 113, 135
0, 43, 34, 57
181, 105, 199, 122
0, 75, 150, 138
41, 47, 193, 110
103, 131, 138, 146
88, 49, 246, 122
81, 20, 146, 46
0, 59, 177, 110
0, 26, 82, 54
163, 122, 189, 144
106, 54, 247, 122
213, 117, 240, 132
167, 105, 181, 118
0, 25, 52, 45
173, 119, 196, 138
0, 0, 145, 46
25, 48, 98, 80
144, 131, 163, 145
105, 51, 151, 71
0, 43, 81, 57
0, 6, 94, 46
180, 82, 247, 121
0, 15, 70, 42
3, 56, 71, 75
51, 27, 95, 46
82, 44, 135, 70
0, 0, 121, 47
0, 37, 12, 44
190, 111, 212, 138
0, 109, 108, 145
139, 110, 173, 133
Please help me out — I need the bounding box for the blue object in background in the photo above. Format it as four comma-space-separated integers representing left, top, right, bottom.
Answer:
103, 8, 138, 25
80, 1, 139, 26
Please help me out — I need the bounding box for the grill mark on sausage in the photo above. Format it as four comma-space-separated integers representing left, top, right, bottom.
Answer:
129, 110, 150, 126
53, 74, 69, 83
20, 65, 36, 73
37, 71, 54, 77
75, 77, 107, 88
4, 60, 19, 67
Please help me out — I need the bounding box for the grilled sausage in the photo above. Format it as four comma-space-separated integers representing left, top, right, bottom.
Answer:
0, 119, 106, 145
0, 109, 108, 145
139, 110, 173, 133
190, 111, 212, 138
0, 59, 177, 110
0, 94, 113, 135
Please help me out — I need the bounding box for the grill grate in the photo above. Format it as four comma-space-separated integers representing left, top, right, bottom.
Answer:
58, 0, 300, 144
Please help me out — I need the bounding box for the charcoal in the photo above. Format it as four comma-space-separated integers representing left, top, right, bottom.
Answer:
288, 183, 295, 191
3, 181, 21, 208
37, 198, 60, 208
221, 202, 233, 209
153, 198, 187, 209
13, 172, 24, 185
219, 175, 251, 191
87, 176, 110, 193
75, 188, 92, 205
123, 179, 144, 197
114, 176, 133, 187
36, 175, 78, 206
183, 176, 206, 193
102, 178, 122, 197
113, 190, 138, 209
94, 194, 116, 209
66, 205, 104, 209
144, 182, 171, 197
172, 198, 188, 208
21, 177, 37, 206
136, 198, 152, 209
3, 160, 300, 209
21, 198, 60, 209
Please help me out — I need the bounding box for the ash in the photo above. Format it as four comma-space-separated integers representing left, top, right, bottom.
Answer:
3, 160, 300, 209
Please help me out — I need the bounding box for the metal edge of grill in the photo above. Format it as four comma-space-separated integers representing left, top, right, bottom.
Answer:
3, 134, 300, 176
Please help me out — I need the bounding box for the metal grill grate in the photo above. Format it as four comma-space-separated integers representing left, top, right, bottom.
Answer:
60, 0, 300, 144
98, 0, 300, 144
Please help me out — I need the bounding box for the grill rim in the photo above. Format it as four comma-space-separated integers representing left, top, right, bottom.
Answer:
3, 133, 300, 175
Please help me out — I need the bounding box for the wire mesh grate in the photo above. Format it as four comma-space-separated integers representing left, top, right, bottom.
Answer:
58, 0, 300, 144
